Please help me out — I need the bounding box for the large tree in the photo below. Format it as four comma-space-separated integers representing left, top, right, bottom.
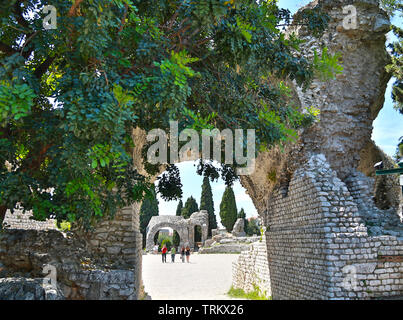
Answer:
219, 185, 237, 232
200, 176, 217, 236
139, 186, 159, 248
181, 196, 199, 219
0, 0, 334, 228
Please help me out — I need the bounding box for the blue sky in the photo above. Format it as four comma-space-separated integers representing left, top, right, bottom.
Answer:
156, 0, 403, 224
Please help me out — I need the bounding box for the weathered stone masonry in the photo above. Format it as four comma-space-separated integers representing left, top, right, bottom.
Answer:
1, 0, 402, 300
232, 237, 271, 297
1, 205, 142, 300
145, 211, 209, 251
233, 0, 403, 300
233, 154, 402, 299
265, 155, 403, 299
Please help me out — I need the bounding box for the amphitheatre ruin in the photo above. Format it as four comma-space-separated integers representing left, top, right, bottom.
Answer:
0, 0, 402, 300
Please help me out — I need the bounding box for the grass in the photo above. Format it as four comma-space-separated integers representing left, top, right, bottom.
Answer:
228, 286, 271, 300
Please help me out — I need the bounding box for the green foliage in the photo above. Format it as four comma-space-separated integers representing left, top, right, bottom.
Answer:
0, 80, 35, 127
387, 23, 403, 114
219, 186, 238, 232
382, 1, 403, 153
161, 238, 172, 251
0, 0, 331, 227
313, 47, 343, 81
56, 220, 71, 232
172, 230, 180, 247
246, 217, 260, 236
200, 176, 217, 236
227, 285, 271, 300
176, 199, 183, 216
0, 81, 36, 123
181, 196, 199, 219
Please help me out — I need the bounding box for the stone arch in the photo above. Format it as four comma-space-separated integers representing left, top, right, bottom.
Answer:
145, 216, 189, 251
188, 211, 209, 249
144, 210, 209, 252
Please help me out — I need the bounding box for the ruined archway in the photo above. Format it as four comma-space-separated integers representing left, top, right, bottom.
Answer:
145, 216, 188, 252
145, 211, 209, 252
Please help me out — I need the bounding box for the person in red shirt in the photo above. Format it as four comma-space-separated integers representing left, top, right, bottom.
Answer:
161, 244, 167, 263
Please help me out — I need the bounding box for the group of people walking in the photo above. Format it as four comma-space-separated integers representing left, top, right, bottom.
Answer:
161, 244, 191, 263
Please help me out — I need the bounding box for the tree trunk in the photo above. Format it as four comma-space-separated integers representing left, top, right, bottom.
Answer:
0, 205, 7, 227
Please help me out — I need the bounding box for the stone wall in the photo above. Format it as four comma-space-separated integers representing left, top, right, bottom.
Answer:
82, 204, 141, 267
0, 207, 142, 300
0, 278, 64, 300
3, 210, 56, 231
264, 154, 403, 299
232, 238, 271, 298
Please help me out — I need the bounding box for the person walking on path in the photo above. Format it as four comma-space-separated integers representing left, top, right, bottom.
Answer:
161, 244, 167, 263
170, 246, 176, 263
180, 245, 185, 263
185, 245, 191, 263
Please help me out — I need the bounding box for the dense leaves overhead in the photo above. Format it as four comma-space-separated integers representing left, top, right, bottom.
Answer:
0, 0, 332, 228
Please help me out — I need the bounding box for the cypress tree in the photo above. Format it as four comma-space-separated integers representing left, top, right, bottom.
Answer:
181, 196, 199, 219
139, 187, 159, 248
200, 176, 217, 237
219, 186, 238, 232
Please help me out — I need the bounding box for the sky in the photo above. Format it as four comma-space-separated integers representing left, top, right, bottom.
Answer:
156, 0, 403, 225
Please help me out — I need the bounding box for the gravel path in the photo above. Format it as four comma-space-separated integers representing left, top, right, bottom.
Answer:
142, 253, 241, 300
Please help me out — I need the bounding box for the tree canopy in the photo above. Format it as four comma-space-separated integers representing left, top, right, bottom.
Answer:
0, 0, 334, 228
181, 195, 198, 219
219, 185, 237, 231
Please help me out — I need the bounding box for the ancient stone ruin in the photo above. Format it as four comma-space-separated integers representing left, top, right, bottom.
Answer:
145, 211, 209, 251
199, 223, 260, 254
232, 218, 246, 238
232, 0, 403, 299
0, 0, 402, 300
